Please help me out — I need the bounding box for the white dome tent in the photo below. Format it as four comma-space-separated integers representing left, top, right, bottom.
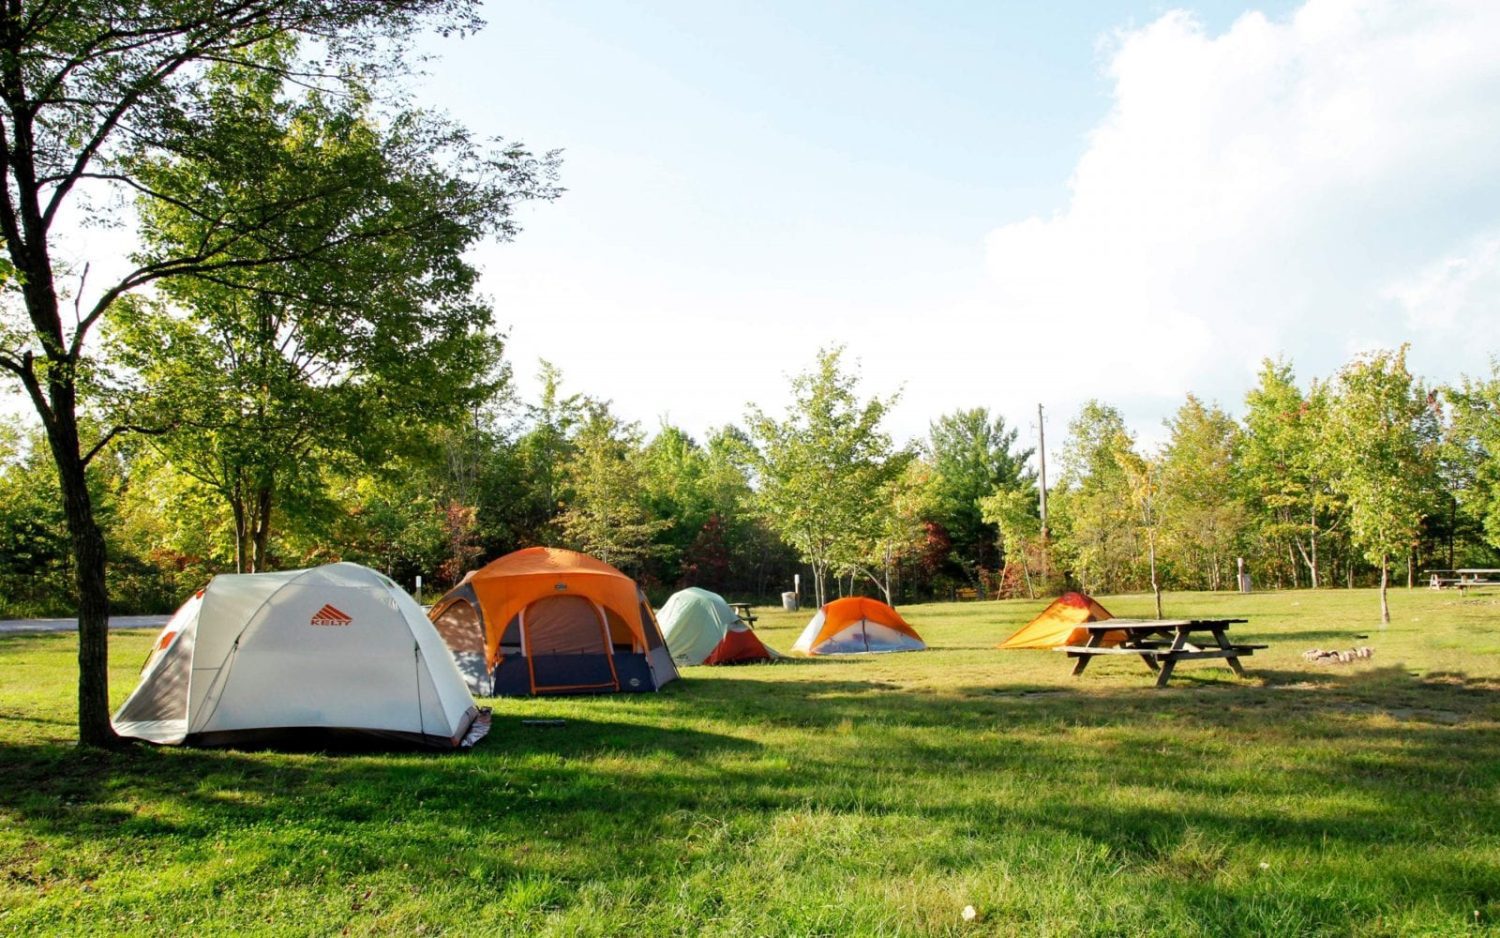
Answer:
113, 563, 489, 748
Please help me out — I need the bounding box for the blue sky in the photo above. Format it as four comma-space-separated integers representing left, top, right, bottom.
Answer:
419, 1, 1500, 448
20, 1, 1493, 457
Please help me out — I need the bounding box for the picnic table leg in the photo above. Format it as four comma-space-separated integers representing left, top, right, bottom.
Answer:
1211, 627, 1247, 677
1071, 630, 1107, 676
1154, 628, 1191, 688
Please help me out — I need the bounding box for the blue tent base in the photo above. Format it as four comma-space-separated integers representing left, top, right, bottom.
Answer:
490, 653, 666, 696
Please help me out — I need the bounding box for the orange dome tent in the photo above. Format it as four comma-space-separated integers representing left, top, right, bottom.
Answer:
704, 617, 779, 665
998, 591, 1125, 649
791, 596, 926, 655
428, 547, 678, 696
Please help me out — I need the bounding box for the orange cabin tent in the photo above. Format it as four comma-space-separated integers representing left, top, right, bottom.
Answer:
792, 596, 926, 655
998, 591, 1125, 649
427, 547, 679, 696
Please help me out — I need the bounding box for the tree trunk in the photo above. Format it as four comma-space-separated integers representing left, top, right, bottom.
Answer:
251, 484, 274, 572
1309, 501, 1319, 589
1380, 554, 1390, 626
231, 492, 248, 574
1406, 551, 1414, 590
42, 400, 119, 747
1149, 531, 1162, 619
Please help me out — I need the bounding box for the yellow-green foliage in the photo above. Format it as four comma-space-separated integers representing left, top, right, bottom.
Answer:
3, 588, 1499, 935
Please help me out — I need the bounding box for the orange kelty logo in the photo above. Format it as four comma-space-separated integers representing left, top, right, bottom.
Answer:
310, 604, 353, 627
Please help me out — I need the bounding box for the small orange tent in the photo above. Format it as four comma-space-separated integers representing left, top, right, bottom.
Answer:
998, 591, 1125, 649
792, 596, 926, 655
428, 547, 678, 696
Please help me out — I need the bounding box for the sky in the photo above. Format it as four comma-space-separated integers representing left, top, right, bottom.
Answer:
401, 0, 1500, 452
9, 0, 1500, 459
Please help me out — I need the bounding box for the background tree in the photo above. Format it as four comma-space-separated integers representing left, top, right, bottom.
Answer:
745, 347, 908, 607
1326, 347, 1441, 623
837, 458, 926, 604
510, 362, 588, 546
0, 0, 492, 746
556, 407, 668, 575
979, 482, 1044, 598
1159, 395, 1248, 590
1116, 439, 1165, 617
923, 408, 1033, 582
1241, 361, 1342, 588
1047, 401, 1140, 594
1443, 365, 1500, 560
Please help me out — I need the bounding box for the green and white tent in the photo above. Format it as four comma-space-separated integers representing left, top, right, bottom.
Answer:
658, 587, 739, 665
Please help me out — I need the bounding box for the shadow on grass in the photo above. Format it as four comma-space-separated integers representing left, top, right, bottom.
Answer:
2, 663, 1497, 931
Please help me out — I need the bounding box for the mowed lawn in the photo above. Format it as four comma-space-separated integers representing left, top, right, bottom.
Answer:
3, 590, 1500, 936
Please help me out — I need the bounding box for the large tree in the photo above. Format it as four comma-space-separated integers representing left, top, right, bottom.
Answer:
109, 49, 549, 573
1326, 347, 1441, 624
745, 347, 909, 607
0, 0, 498, 746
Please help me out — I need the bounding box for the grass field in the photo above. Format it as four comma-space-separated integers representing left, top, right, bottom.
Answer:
3, 588, 1500, 936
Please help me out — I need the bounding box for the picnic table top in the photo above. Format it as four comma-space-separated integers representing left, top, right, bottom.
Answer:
1082, 617, 1247, 630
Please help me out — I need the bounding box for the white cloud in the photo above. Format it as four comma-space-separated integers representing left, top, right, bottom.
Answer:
474, 0, 1500, 451
1385, 233, 1500, 332
958, 0, 1500, 438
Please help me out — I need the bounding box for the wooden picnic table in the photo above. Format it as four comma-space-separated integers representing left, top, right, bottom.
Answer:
727, 602, 757, 627
1056, 618, 1263, 688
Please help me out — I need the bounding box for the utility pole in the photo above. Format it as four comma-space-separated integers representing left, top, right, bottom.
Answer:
1037, 403, 1049, 538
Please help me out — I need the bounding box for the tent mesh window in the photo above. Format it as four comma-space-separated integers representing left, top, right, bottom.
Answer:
432, 600, 484, 657
524, 596, 610, 657
638, 600, 666, 649
604, 607, 637, 651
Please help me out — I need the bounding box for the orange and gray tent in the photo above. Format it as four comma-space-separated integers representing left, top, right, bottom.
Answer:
428, 547, 679, 696
791, 596, 926, 655
658, 587, 779, 666
998, 591, 1125, 649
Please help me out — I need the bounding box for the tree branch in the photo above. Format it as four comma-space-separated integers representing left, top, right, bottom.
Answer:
81, 421, 174, 468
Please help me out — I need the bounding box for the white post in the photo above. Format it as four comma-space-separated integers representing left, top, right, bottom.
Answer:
415, 575, 423, 605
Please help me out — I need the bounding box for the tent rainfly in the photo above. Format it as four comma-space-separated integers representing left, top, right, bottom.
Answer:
658, 587, 778, 666
112, 563, 490, 748
997, 591, 1124, 649
791, 596, 926, 655
428, 547, 679, 696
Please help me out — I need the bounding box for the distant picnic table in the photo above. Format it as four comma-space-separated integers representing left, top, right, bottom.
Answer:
728, 602, 757, 627
1426, 569, 1500, 591
1057, 618, 1263, 688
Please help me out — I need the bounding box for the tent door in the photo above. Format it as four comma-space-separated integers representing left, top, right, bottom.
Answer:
521, 595, 620, 694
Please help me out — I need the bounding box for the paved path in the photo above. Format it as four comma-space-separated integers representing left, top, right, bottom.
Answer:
0, 615, 169, 635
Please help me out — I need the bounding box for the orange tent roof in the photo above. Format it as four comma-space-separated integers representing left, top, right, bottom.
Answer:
467, 546, 633, 580
798, 596, 924, 651
998, 591, 1124, 649
439, 547, 649, 667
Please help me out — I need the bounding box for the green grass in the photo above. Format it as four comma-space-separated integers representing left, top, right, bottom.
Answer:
3, 588, 1500, 935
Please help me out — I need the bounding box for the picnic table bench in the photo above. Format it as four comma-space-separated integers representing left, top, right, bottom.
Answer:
1056, 618, 1264, 688
1427, 569, 1500, 591
728, 602, 758, 627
